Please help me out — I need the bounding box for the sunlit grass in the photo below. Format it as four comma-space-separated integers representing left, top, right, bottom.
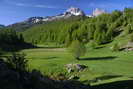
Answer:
22, 46, 133, 85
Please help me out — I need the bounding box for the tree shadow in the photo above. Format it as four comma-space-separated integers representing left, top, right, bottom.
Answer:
28, 57, 58, 60
36, 46, 63, 49
1, 42, 36, 52
45, 57, 58, 59
94, 75, 122, 80
95, 46, 105, 49
57, 79, 133, 89
91, 80, 133, 89
80, 56, 117, 61
87, 75, 123, 84
26, 45, 63, 49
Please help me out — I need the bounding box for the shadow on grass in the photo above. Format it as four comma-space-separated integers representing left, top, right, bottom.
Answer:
91, 80, 133, 89
80, 56, 117, 61
95, 75, 122, 80
28, 57, 58, 60
86, 75, 123, 84
56, 79, 133, 89
33, 46, 63, 49
95, 46, 105, 49
45, 57, 58, 59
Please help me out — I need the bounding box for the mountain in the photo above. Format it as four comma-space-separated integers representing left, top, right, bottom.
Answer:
92, 8, 106, 16
7, 7, 85, 32
25, 17, 44, 23
26, 7, 85, 23
22, 8, 125, 46
65, 7, 85, 16
12, 7, 105, 26
0, 24, 5, 28
20, 7, 85, 24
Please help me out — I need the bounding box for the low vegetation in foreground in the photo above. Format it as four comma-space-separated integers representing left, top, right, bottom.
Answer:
22, 45, 133, 86
0, 51, 133, 89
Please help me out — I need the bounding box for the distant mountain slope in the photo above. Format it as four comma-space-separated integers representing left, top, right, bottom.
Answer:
7, 21, 41, 32
6, 7, 106, 32
92, 8, 106, 17
7, 7, 86, 32
0, 24, 5, 28
22, 8, 133, 46
22, 16, 86, 45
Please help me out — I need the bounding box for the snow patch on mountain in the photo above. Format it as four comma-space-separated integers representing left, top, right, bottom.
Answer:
93, 8, 106, 16
25, 7, 85, 23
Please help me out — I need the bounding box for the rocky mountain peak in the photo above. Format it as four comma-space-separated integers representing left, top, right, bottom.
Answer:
26, 17, 44, 23
93, 8, 105, 16
65, 7, 85, 16
24, 7, 85, 24
8, 7, 86, 27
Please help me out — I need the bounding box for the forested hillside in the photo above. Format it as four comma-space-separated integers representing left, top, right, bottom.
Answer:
0, 29, 34, 51
22, 8, 133, 46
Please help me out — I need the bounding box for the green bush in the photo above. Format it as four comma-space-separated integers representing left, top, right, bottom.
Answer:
90, 40, 97, 49
6, 53, 28, 72
111, 43, 120, 52
129, 33, 133, 42
69, 40, 86, 60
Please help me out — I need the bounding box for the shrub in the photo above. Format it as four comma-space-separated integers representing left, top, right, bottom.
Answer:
0, 49, 2, 56
111, 43, 120, 51
6, 53, 28, 72
90, 40, 97, 49
69, 40, 86, 60
129, 33, 133, 42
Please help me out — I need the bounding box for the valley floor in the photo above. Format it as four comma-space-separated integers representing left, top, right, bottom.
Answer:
22, 46, 133, 85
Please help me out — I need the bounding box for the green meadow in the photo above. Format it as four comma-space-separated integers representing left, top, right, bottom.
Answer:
22, 45, 133, 85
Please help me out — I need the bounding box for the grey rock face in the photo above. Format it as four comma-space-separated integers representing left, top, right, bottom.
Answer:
65, 64, 87, 73
93, 8, 105, 17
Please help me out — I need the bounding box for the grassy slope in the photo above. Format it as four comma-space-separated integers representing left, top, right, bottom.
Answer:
21, 29, 133, 85
22, 41, 133, 85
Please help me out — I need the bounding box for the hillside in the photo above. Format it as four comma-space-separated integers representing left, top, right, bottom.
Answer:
22, 16, 86, 46
0, 29, 34, 51
22, 8, 133, 48
6, 7, 86, 32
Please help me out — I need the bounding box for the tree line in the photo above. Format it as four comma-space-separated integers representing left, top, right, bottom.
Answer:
2, 8, 133, 49
22, 8, 133, 46
0, 29, 33, 51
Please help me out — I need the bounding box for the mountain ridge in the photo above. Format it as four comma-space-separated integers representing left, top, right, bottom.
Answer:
0, 24, 5, 28
5, 7, 105, 32
8, 7, 105, 26
24, 7, 85, 24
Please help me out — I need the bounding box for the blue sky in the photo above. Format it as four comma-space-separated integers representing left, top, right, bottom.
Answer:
0, 0, 133, 25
